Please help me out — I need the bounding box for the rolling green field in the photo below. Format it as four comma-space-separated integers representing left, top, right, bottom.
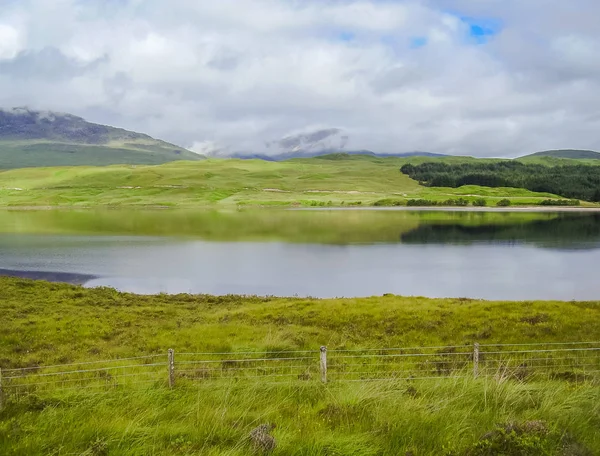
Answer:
0, 155, 583, 209
0, 278, 599, 455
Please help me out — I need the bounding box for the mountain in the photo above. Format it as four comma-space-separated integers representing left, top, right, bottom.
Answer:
225, 150, 447, 161
0, 107, 203, 169
519, 149, 600, 160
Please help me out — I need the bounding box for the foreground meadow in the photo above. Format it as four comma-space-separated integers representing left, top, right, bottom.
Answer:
0, 278, 599, 455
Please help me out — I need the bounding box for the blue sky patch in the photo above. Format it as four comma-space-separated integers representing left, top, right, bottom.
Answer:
460, 16, 503, 44
410, 37, 428, 49
338, 31, 356, 42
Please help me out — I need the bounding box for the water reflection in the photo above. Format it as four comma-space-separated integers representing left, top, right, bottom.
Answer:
0, 210, 599, 299
1, 209, 599, 248
400, 214, 600, 250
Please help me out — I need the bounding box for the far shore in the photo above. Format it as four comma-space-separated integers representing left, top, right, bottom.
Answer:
0, 268, 97, 284
1, 204, 600, 212
295, 205, 600, 213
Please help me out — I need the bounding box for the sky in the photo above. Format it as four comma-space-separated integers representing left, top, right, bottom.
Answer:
0, 0, 599, 157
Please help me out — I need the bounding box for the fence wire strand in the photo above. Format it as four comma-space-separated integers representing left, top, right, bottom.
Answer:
2, 342, 598, 396
2, 354, 166, 373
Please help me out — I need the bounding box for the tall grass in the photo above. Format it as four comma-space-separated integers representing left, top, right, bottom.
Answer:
1, 377, 598, 455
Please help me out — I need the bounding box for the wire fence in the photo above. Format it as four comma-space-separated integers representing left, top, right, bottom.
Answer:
326, 342, 600, 383
1, 342, 598, 400
174, 350, 319, 383
0, 355, 168, 397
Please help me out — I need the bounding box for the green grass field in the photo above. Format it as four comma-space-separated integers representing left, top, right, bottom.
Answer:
0, 155, 582, 209
0, 278, 599, 455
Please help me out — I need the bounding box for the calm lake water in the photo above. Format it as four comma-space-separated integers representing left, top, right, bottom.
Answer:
0, 209, 599, 300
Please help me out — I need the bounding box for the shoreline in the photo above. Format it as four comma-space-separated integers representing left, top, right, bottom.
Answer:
0, 268, 98, 285
0, 274, 597, 303
294, 205, 600, 213
1, 204, 600, 212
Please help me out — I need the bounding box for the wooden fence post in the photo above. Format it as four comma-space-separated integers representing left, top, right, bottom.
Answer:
0, 367, 4, 410
320, 346, 328, 384
168, 349, 175, 388
473, 343, 480, 378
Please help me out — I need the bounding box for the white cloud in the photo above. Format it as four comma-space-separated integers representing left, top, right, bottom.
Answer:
0, 24, 22, 59
190, 140, 226, 156
1, 0, 600, 157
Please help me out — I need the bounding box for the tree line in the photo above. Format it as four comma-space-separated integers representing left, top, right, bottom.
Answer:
400, 162, 600, 202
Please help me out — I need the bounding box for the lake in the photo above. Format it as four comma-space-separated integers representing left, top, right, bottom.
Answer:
0, 209, 599, 300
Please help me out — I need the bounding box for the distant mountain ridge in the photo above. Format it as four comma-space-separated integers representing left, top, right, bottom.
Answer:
519, 149, 600, 160
225, 149, 448, 161
0, 107, 203, 169
2, 108, 597, 170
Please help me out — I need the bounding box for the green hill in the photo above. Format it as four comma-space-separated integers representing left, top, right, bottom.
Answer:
0, 158, 567, 208
0, 107, 203, 169
520, 149, 600, 160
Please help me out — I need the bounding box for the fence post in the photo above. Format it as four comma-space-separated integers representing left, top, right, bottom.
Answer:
0, 367, 4, 410
320, 346, 328, 384
473, 343, 480, 378
168, 349, 175, 388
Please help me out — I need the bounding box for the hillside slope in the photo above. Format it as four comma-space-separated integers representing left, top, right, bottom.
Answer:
0, 108, 203, 168
520, 149, 600, 160
0, 157, 566, 208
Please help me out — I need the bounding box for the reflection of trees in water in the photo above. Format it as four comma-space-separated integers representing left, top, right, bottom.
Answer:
400, 214, 600, 250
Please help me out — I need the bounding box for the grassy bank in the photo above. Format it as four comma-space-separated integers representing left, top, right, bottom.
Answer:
0, 278, 599, 454
0, 156, 580, 208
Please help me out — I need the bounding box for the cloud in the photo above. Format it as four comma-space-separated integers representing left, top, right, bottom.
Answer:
0, 0, 599, 157
190, 140, 226, 156
271, 128, 345, 152
0, 47, 108, 81
0, 24, 22, 59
